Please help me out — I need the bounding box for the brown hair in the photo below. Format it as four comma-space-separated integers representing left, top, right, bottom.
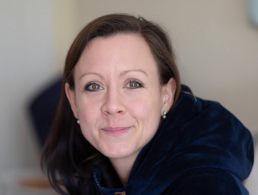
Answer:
41, 13, 181, 194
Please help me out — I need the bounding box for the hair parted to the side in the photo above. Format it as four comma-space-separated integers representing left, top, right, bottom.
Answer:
41, 13, 181, 194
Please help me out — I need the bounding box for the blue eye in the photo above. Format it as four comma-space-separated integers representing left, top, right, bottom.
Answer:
84, 82, 103, 92
126, 80, 143, 89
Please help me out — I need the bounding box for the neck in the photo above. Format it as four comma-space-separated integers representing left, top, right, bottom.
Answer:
110, 155, 137, 186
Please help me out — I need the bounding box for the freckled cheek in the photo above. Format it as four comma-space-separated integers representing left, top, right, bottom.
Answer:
127, 98, 157, 119
76, 98, 101, 127
77, 102, 101, 145
129, 100, 161, 142
127, 94, 162, 130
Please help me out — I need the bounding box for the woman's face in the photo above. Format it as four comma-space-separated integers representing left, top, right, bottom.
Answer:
66, 33, 175, 164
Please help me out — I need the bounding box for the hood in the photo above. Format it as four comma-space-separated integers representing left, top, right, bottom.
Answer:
126, 86, 254, 193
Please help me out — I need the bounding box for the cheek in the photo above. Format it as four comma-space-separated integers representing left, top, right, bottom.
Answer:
128, 95, 162, 125
76, 97, 100, 133
76, 100, 100, 146
130, 99, 162, 145
76, 93, 100, 118
128, 90, 162, 114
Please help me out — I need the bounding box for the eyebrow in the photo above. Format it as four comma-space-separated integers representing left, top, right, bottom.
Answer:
79, 72, 104, 80
79, 69, 148, 80
120, 69, 148, 77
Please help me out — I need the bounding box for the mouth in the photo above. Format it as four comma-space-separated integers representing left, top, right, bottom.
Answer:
100, 126, 131, 136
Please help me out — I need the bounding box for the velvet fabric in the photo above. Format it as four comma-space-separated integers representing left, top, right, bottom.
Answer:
81, 86, 254, 194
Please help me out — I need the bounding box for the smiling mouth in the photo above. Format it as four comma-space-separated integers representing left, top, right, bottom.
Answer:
101, 126, 131, 136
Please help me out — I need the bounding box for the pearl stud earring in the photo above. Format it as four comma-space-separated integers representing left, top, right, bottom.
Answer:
162, 111, 167, 119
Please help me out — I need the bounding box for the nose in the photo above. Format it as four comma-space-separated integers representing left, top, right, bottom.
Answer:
101, 88, 125, 116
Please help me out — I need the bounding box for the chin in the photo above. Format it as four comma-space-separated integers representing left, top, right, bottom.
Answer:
101, 145, 139, 160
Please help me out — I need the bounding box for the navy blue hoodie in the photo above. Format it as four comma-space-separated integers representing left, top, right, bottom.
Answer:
81, 86, 254, 195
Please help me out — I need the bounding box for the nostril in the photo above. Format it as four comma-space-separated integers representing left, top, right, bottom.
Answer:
103, 109, 124, 115
101, 104, 125, 115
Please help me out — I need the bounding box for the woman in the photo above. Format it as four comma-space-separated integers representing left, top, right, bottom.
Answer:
42, 14, 254, 194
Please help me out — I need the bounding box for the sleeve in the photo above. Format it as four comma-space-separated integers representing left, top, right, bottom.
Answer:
163, 168, 249, 195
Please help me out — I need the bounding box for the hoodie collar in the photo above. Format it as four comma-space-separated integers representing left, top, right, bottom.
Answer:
126, 86, 253, 193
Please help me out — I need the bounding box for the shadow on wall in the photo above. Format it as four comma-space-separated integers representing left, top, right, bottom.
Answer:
28, 77, 62, 146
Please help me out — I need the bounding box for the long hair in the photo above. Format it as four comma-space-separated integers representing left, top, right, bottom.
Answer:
41, 13, 181, 194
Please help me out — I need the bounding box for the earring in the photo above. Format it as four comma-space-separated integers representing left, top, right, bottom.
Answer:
77, 119, 80, 124
162, 111, 167, 119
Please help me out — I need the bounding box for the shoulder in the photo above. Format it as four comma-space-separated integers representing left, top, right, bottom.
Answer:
163, 168, 249, 195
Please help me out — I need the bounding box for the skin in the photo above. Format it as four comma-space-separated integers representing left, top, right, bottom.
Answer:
65, 33, 176, 184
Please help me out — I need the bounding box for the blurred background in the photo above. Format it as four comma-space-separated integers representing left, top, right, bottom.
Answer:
0, 0, 257, 194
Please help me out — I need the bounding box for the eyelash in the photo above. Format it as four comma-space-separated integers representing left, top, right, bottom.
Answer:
84, 80, 144, 92
125, 80, 144, 89
84, 82, 103, 92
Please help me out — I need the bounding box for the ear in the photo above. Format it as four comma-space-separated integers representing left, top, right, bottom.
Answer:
161, 78, 176, 112
65, 82, 79, 119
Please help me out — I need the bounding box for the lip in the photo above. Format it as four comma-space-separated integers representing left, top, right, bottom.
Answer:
101, 126, 131, 136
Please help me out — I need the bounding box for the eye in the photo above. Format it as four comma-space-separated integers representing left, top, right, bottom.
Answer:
84, 82, 104, 92
126, 80, 144, 89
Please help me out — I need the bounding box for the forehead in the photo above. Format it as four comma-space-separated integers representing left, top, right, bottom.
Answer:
85, 33, 152, 59
75, 33, 159, 76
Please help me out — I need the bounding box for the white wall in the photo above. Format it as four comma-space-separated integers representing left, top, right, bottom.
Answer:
0, 0, 83, 173
0, 0, 56, 171
0, 0, 257, 192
